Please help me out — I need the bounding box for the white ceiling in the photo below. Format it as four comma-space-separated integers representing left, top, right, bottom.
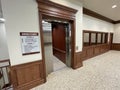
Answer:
80, 0, 120, 21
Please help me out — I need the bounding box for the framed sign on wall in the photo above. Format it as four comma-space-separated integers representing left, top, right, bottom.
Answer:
20, 32, 40, 55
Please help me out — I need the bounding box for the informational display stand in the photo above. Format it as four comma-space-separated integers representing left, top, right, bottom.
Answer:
20, 32, 40, 55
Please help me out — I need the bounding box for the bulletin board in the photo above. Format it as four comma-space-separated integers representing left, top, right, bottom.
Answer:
20, 32, 40, 55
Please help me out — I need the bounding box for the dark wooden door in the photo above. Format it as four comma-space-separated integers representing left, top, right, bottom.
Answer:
109, 33, 113, 49
52, 22, 66, 63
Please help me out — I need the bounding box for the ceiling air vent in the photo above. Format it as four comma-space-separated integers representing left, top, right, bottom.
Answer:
0, 0, 5, 23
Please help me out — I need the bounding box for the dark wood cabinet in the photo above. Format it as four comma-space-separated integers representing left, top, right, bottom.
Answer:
82, 44, 110, 61
82, 30, 110, 61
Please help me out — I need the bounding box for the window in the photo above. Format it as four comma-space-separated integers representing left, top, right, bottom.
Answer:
91, 33, 96, 45
97, 33, 101, 44
83, 32, 89, 46
102, 33, 105, 43
83, 30, 108, 47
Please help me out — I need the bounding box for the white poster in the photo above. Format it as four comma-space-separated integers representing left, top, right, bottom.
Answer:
20, 32, 40, 55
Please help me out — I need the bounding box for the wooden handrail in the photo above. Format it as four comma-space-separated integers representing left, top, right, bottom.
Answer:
53, 47, 66, 54
0, 72, 3, 79
0, 59, 10, 63
0, 59, 11, 67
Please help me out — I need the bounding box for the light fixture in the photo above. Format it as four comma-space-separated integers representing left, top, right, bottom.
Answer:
112, 5, 117, 8
0, 0, 5, 23
0, 18, 5, 22
42, 20, 48, 23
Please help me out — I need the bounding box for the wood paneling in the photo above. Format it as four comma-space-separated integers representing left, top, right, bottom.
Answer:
0, 72, 2, 79
111, 43, 120, 51
113, 20, 120, 24
74, 30, 111, 68
109, 33, 113, 49
83, 30, 108, 46
0, 59, 10, 64
52, 23, 66, 63
82, 44, 110, 61
53, 48, 66, 63
52, 23, 66, 51
74, 52, 83, 69
10, 60, 45, 90
73, 44, 110, 69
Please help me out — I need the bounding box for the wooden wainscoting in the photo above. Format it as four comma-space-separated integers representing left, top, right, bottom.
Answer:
10, 60, 45, 90
52, 23, 66, 63
73, 44, 110, 69
111, 43, 120, 51
74, 52, 83, 69
82, 44, 110, 61
53, 47, 66, 63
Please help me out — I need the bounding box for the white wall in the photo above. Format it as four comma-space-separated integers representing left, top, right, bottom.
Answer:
50, 0, 83, 52
83, 15, 114, 32
1, 0, 42, 65
48, 0, 115, 51
113, 24, 120, 43
0, 23, 9, 60
83, 15, 114, 43
1, 0, 117, 66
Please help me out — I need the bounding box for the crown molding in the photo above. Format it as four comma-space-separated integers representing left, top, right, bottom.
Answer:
113, 20, 120, 24
83, 7, 120, 24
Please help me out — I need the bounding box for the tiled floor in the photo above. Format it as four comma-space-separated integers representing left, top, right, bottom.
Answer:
44, 44, 66, 74
31, 51, 120, 90
52, 55, 66, 71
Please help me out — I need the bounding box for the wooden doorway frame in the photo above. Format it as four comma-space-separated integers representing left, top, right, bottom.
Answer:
37, 0, 77, 74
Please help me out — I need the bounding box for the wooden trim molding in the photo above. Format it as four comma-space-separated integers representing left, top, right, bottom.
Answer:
111, 43, 120, 50
113, 20, 120, 24
83, 8, 120, 24
53, 47, 66, 54
37, 0, 77, 13
83, 30, 109, 33
73, 44, 110, 69
10, 60, 45, 90
37, 0, 77, 20
82, 44, 110, 61
83, 8, 114, 23
109, 33, 113, 49
74, 52, 83, 69
0, 59, 10, 63
83, 30, 109, 47
53, 48, 66, 63
0, 58, 10, 68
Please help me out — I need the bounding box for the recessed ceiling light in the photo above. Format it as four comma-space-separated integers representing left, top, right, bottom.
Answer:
0, 18, 5, 22
112, 5, 117, 8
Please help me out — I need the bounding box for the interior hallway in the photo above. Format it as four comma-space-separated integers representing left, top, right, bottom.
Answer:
31, 51, 120, 90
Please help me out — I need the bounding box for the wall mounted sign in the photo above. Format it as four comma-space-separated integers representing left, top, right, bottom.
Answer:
20, 32, 40, 55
